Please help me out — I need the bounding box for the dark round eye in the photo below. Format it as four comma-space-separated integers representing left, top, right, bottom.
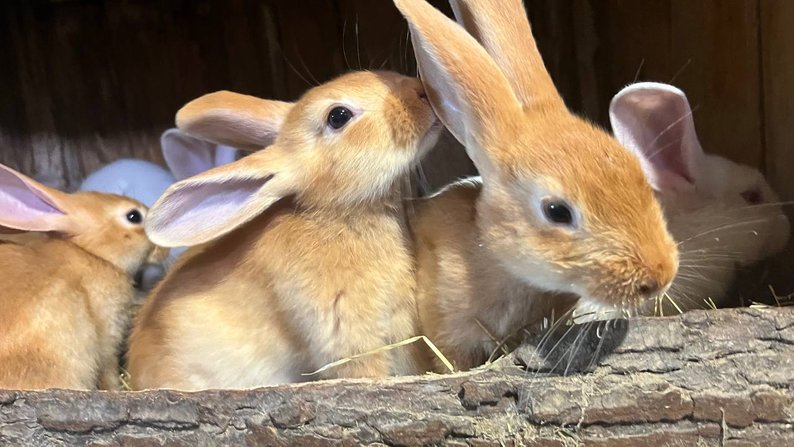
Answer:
542, 199, 574, 226
126, 209, 143, 224
741, 188, 763, 205
327, 106, 354, 130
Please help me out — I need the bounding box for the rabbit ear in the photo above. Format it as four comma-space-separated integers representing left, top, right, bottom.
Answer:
176, 91, 293, 152
395, 0, 523, 177
161, 128, 224, 180
0, 164, 72, 233
214, 145, 239, 166
145, 146, 299, 247
610, 82, 705, 193
449, 0, 564, 109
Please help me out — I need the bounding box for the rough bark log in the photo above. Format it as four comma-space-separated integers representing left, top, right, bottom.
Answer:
1, 307, 792, 446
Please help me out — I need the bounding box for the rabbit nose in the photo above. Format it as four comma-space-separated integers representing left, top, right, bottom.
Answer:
636, 277, 662, 298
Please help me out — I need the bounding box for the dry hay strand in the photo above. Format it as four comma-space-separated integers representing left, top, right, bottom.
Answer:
304, 335, 455, 377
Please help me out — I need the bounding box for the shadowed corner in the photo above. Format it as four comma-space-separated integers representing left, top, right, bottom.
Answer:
513, 318, 630, 376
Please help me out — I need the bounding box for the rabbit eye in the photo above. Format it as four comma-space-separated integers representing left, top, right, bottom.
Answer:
542, 198, 575, 226
126, 209, 143, 224
741, 189, 764, 205
327, 106, 354, 130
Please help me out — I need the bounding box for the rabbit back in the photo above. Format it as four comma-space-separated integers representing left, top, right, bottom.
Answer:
0, 239, 133, 389
130, 200, 424, 389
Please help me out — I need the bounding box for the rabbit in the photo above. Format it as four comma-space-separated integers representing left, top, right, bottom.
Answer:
395, 0, 679, 372
0, 163, 165, 390
127, 70, 441, 390
609, 82, 790, 316
79, 129, 239, 288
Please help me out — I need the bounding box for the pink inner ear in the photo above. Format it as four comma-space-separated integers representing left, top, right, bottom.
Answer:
162, 130, 218, 181
611, 87, 703, 193
641, 111, 695, 184
0, 170, 65, 231
147, 175, 273, 246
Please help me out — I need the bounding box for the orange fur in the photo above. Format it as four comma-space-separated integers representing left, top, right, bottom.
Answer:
0, 169, 161, 390
396, 0, 679, 371
129, 71, 439, 390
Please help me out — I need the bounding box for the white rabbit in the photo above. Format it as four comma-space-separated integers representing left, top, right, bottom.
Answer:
609, 82, 790, 315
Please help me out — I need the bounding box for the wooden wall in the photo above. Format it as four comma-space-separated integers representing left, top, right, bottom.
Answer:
1, 0, 791, 191
0, 0, 791, 292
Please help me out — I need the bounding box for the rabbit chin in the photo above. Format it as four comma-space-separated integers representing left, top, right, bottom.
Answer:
571, 297, 625, 323
414, 119, 442, 161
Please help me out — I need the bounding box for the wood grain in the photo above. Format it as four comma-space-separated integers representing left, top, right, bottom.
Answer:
0, 308, 791, 446
669, 0, 763, 170
0, 0, 786, 187
761, 0, 794, 202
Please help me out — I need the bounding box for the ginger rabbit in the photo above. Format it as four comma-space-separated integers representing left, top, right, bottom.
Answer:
0, 164, 164, 390
128, 71, 440, 389
396, 0, 678, 371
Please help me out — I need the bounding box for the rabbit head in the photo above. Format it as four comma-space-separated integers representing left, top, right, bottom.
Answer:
0, 163, 162, 276
80, 159, 175, 208
146, 70, 440, 247
398, 0, 678, 316
610, 82, 791, 310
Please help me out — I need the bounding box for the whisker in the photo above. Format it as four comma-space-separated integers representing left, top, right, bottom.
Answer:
342, 19, 351, 70
282, 53, 314, 88
355, 15, 362, 70
632, 58, 645, 83
646, 106, 700, 158
664, 293, 684, 314
562, 321, 592, 377
668, 58, 692, 84
677, 217, 771, 245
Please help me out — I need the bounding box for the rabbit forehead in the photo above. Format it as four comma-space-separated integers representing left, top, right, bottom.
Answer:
279, 71, 435, 159
69, 191, 147, 224
295, 71, 412, 108
507, 116, 652, 205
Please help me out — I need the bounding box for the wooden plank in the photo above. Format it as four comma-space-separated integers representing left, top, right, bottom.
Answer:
587, 0, 672, 126
760, 0, 794, 202
268, 0, 343, 99
0, 0, 287, 190
669, 0, 763, 169
1, 308, 792, 445
758, 0, 794, 296
525, 0, 581, 111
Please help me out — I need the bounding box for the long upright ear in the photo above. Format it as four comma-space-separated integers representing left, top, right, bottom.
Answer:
176, 91, 293, 152
395, 0, 523, 176
145, 146, 299, 247
449, 0, 564, 109
0, 164, 72, 233
610, 82, 705, 193
162, 128, 224, 181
